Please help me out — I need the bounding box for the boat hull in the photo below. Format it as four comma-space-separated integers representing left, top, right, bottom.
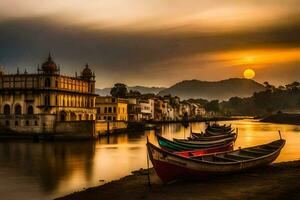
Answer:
147, 139, 285, 183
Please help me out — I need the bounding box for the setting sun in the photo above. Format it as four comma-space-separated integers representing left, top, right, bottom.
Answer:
243, 69, 255, 79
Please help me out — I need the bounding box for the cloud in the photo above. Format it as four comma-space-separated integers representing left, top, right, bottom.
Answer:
1, 12, 300, 87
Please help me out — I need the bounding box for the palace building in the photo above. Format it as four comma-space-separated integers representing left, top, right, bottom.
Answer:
0, 54, 98, 134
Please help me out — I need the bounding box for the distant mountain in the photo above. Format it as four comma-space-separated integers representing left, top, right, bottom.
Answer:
158, 78, 265, 101
96, 86, 166, 96
95, 88, 112, 96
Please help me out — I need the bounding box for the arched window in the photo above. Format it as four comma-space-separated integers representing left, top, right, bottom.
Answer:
90, 99, 94, 107
45, 78, 51, 87
70, 112, 76, 121
90, 115, 94, 120
60, 111, 67, 121
55, 95, 58, 106
44, 95, 50, 106
27, 105, 34, 115
3, 104, 11, 115
15, 105, 22, 115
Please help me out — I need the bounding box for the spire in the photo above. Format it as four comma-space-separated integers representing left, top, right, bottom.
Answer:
48, 52, 52, 61
17, 67, 20, 74
41, 52, 58, 74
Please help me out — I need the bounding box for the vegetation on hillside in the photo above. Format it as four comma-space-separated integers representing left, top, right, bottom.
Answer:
218, 81, 300, 116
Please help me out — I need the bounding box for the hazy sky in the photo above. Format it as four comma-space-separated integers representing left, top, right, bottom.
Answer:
1, 0, 300, 88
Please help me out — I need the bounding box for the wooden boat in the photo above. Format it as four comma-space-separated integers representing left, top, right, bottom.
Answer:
191, 125, 234, 135
190, 132, 236, 141
147, 138, 285, 183
209, 123, 231, 129
174, 134, 236, 145
205, 128, 235, 136
156, 134, 235, 151
207, 124, 232, 133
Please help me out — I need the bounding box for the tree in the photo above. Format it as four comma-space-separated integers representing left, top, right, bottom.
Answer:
228, 97, 243, 108
204, 100, 220, 113
263, 81, 275, 92
253, 90, 272, 110
278, 85, 285, 91
110, 83, 128, 98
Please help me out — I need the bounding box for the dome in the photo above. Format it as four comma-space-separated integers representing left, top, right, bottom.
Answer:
81, 63, 94, 80
41, 53, 59, 74
0, 66, 4, 76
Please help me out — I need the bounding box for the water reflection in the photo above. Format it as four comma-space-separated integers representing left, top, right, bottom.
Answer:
0, 119, 300, 200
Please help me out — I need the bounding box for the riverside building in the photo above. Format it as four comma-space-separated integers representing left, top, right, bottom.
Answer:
95, 96, 128, 121
0, 54, 97, 134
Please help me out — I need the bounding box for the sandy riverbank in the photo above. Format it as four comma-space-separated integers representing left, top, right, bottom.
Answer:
57, 160, 300, 200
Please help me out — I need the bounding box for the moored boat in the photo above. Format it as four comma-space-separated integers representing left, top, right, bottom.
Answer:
147, 137, 285, 183
174, 134, 237, 145
205, 128, 235, 136
190, 132, 237, 141
207, 124, 232, 133
157, 134, 235, 151
208, 123, 231, 129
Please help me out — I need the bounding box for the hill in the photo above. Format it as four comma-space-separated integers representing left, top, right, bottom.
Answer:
158, 78, 265, 100
96, 86, 165, 96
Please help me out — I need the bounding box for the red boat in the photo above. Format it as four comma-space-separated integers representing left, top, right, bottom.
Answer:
147, 137, 285, 183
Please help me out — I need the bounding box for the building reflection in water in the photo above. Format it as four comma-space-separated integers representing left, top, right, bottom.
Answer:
1, 119, 300, 200
0, 141, 96, 199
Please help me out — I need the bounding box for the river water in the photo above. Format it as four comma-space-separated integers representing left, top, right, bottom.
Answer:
1, 119, 300, 200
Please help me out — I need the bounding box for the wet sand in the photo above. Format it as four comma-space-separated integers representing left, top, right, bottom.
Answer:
56, 160, 300, 200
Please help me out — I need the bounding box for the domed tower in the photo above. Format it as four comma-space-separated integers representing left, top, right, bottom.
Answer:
0, 66, 4, 76
80, 63, 95, 80
40, 53, 60, 74
80, 63, 95, 94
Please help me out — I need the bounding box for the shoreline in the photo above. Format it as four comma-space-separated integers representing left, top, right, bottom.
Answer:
261, 113, 300, 125
0, 117, 248, 141
56, 160, 300, 200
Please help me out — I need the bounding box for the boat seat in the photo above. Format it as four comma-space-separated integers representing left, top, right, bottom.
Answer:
252, 147, 273, 153
224, 153, 255, 160
240, 149, 268, 155
264, 144, 279, 149
213, 155, 237, 162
